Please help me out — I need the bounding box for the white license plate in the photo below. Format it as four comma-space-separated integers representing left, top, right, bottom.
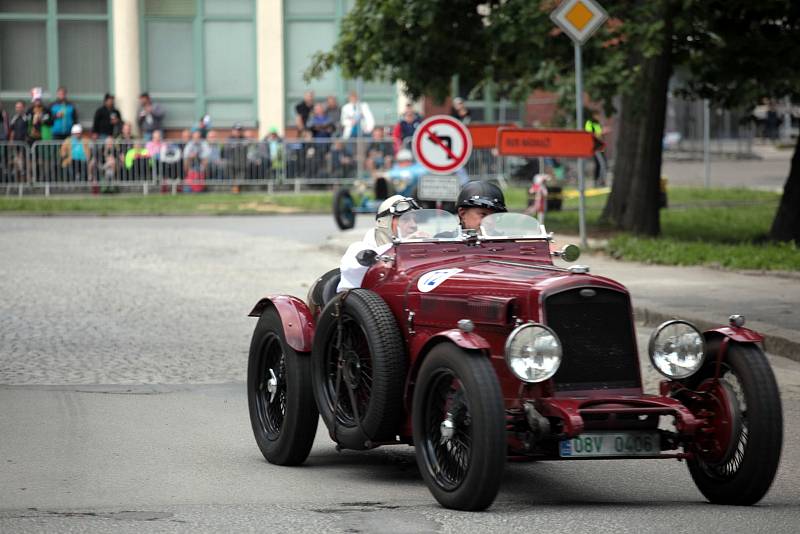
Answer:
559, 432, 660, 457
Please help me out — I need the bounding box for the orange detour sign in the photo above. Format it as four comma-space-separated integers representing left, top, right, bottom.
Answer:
497, 128, 602, 158
467, 124, 516, 150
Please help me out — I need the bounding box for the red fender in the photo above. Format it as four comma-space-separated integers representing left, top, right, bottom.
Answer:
428, 329, 492, 351
249, 295, 315, 353
704, 325, 764, 344
703, 325, 764, 379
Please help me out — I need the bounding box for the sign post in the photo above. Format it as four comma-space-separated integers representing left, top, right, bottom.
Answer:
551, 0, 608, 249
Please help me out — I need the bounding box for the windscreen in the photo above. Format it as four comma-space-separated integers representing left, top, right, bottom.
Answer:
479, 212, 544, 238
395, 209, 460, 241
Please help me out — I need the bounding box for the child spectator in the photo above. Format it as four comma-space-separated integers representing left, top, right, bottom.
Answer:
60, 124, 92, 180
183, 128, 210, 175
101, 136, 118, 182
366, 127, 393, 175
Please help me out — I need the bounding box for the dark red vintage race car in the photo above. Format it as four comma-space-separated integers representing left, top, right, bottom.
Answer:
247, 210, 782, 511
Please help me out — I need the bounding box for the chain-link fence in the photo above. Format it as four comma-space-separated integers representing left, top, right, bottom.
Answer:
664, 96, 757, 159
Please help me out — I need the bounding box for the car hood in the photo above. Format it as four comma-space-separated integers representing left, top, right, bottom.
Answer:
405, 257, 628, 326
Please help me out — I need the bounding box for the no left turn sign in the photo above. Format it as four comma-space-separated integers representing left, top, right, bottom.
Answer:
412, 115, 472, 175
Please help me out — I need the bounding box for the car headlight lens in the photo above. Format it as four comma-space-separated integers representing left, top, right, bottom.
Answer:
648, 320, 706, 379
505, 323, 562, 383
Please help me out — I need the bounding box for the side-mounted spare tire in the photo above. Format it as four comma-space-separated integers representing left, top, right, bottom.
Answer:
311, 289, 406, 450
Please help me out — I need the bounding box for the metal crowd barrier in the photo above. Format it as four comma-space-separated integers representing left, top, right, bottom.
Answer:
0, 141, 30, 190
1, 137, 506, 195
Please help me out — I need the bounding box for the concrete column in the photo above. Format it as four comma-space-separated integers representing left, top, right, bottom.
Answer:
258, 0, 284, 138
112, 0, 141, 135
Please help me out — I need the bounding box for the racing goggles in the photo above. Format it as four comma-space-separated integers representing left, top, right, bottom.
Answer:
375, 197, 421, 219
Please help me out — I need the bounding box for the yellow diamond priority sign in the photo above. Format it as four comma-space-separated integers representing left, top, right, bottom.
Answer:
551, 0, 608, 45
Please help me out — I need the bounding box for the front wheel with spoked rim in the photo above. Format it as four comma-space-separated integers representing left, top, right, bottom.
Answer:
247, 306, 318, 465
412, 344, 506, 511
686, 342, 783, 505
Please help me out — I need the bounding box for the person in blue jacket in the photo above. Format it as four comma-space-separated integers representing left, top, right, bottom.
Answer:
49, 86, 78, 140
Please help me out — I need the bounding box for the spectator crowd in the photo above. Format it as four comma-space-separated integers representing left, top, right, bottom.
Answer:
0, 84, 475, 187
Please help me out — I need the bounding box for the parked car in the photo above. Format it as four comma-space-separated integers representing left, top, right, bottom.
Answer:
247, 210, 782, 511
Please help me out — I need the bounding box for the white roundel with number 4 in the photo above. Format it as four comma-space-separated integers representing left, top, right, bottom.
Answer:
417, 268, 463, 293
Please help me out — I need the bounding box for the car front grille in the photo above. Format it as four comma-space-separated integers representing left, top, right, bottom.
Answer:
544, 287, 640, 391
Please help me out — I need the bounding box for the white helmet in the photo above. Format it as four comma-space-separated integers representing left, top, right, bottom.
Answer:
374, 195, 421, 245
396, 149, 413, 162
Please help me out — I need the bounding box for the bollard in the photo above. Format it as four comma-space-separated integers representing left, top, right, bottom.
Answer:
45, 183, 50, 197
143, 182, 149, 196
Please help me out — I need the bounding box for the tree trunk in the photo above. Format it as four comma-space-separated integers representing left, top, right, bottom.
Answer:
601, 9, 673, 236
769, 134, 800, 243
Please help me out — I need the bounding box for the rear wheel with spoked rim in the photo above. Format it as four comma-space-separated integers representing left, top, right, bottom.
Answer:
413, 344, 506, 511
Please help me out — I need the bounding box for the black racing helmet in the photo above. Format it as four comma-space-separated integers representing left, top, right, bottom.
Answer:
456, 180, 507, 212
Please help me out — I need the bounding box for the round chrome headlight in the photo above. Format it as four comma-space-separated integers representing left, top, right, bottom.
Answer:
504, 323, 562, 383
648, 320, 706, 379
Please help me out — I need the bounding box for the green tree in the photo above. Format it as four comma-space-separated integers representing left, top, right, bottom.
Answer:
675, 0, 800, 243
309, 0, 800, 241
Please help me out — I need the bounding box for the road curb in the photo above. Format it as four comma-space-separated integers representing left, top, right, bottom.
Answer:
634, 306, 800, 364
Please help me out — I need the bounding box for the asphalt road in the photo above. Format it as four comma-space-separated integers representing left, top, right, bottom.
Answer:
1, 215, 799, 533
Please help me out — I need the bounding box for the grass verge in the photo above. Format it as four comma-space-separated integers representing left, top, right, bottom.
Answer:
531, 186, 798, 271
0, 192, 332, 215
2, 186, 797, 271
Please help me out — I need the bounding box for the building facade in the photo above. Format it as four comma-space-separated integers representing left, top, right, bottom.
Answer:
0, 0, 541, 137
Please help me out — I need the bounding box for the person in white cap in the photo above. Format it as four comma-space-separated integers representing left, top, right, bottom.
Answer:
337, 195, 421, 291
60, 123, 92, 180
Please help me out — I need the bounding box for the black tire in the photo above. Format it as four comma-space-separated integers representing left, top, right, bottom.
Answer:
687, 343, 783, 505
412, 344, 506, 511
311, 289, 406, 450
333, 188, 356, 230
308, 268, 340, 313
248, 307, 318, 465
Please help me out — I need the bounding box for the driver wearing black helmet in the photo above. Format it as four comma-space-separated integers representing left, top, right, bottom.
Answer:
457, 180, 507, 230
436, 180, 506, 236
